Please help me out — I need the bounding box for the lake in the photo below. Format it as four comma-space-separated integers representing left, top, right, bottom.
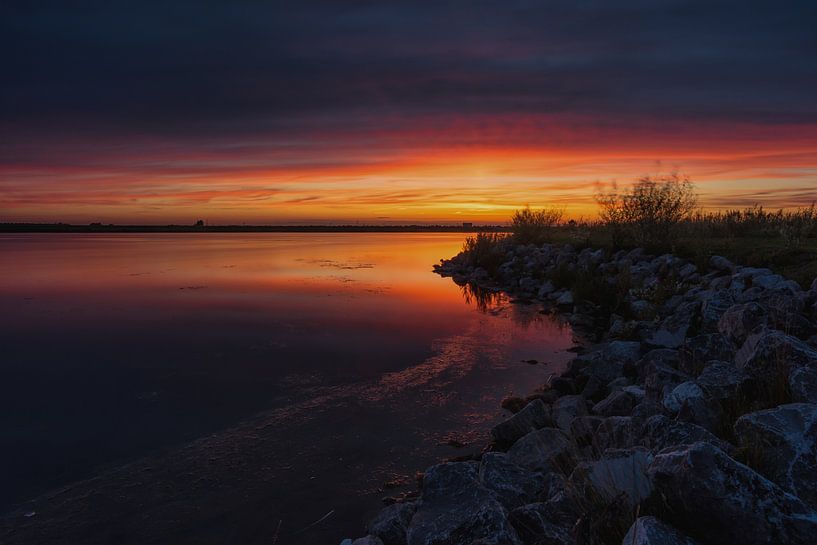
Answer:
0, 233, 575, 544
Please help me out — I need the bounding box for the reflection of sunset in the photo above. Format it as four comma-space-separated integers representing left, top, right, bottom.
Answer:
1, 233, 557, 338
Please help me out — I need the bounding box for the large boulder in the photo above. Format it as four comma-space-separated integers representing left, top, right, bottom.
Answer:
368, 503, 416, 545
646, 301, 699, 349
718, 302, 768, 346
790, 366, 817, 404
662, 381, 704, 413
593, 416, 645, 453
709, 255, 736, 273
407, 462, 521, 545
491, 399, 553, 446
507, 428, 576, 475
647, 442, 817, 545
678, 333, 734, 376
695, 360, 756, 406
643, 360, 690, 405
507, 500, 575, 545
635, 349, 679, 382
592, 390, 635, 417
569, 416, 605, 459
570, 448, 653, 510
699, 289, 736, 331
621, 517, 699, 545
552, 395, 589, 432
640, 415, 733, 455
573, 341, 642, 383
350, 537, 385, 545
734, 403, 817, 509
736, 329, 817, 385
479, 453, 547, 510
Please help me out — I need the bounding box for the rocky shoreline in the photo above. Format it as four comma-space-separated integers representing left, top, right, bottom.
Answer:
344, 242, 817, 545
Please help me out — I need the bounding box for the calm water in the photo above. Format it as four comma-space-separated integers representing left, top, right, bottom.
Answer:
0, 233, 574, 544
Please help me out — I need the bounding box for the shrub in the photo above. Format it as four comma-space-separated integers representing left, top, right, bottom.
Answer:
511, 206, 564, 245
461, 231, 508, 274
596, 174, 697, 250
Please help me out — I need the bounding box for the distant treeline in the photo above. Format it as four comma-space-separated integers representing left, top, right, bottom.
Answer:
0, 223, 511, 233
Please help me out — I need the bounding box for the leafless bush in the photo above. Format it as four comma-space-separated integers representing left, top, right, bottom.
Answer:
511, 205, 565, 245
596, 174, 697, 249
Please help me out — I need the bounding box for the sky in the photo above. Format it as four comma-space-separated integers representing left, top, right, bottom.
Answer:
2, 0, 816, 224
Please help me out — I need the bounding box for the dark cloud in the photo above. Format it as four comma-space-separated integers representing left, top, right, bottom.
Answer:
3, 0, 816, 139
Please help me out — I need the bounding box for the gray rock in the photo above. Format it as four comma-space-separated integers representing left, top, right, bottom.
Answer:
621, 517, 699, 545
752, 273, 787, 290
709, 255, 736, 273
569, 416, 604, 449
636, 349, 679, 381
696, 360, 755, 405
735, 266, 774, 282
734, 403, 817, 509
631, 400, 664, 419
676, 390, 723, 433
699, 289, 736, 331
479, 453, 547, 510
537, 281, 555, 298
646, 301, 699, 349
368, 502, 416, 545
647, 442, 817, 545
678, 333, 734, 376
662, 381, 704, 413
556, 290, 574, 306
736, 329, 817, 384
593, 416, 645, 452
643, 360, 690, 405
580, 374, 606, 402
592, 391, 635, 417
678, 263, 697, 279
507, 428, 576, 475
630, 299, 655, 320
708, 274, 733, 291
408, 462, 521, 545
508, 500, 575, 545
622, 385, 646, 402
790, 366, 817, 403
575, 341, 642, 384
571, 448, 653, 509
756, 285, 806, 318
662, 294, 685, 314
552, 395, 589, 432
352, 537, 385, 545
641, 414, 733, 455
718, 302, 768, 346
603, 341, 643, 364
491, 399, 552, 446
607, 376, 632, 391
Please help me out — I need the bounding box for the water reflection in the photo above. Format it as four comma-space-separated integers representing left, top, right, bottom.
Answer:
457, 279, 566, 333
458, 281, 506, 313
0, 233, 575, 545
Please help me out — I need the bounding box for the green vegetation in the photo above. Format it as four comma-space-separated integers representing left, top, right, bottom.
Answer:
510, 205, 564, 245
460, 232, 509, 273
468, 174, 817, 287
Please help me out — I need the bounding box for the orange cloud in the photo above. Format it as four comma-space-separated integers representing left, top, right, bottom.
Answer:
2, 115, 816, 224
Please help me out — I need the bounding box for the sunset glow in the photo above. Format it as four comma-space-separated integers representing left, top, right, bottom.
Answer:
3, 2, 816, 224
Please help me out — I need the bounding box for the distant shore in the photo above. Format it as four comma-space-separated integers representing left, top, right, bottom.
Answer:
0, 223, 510, 234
